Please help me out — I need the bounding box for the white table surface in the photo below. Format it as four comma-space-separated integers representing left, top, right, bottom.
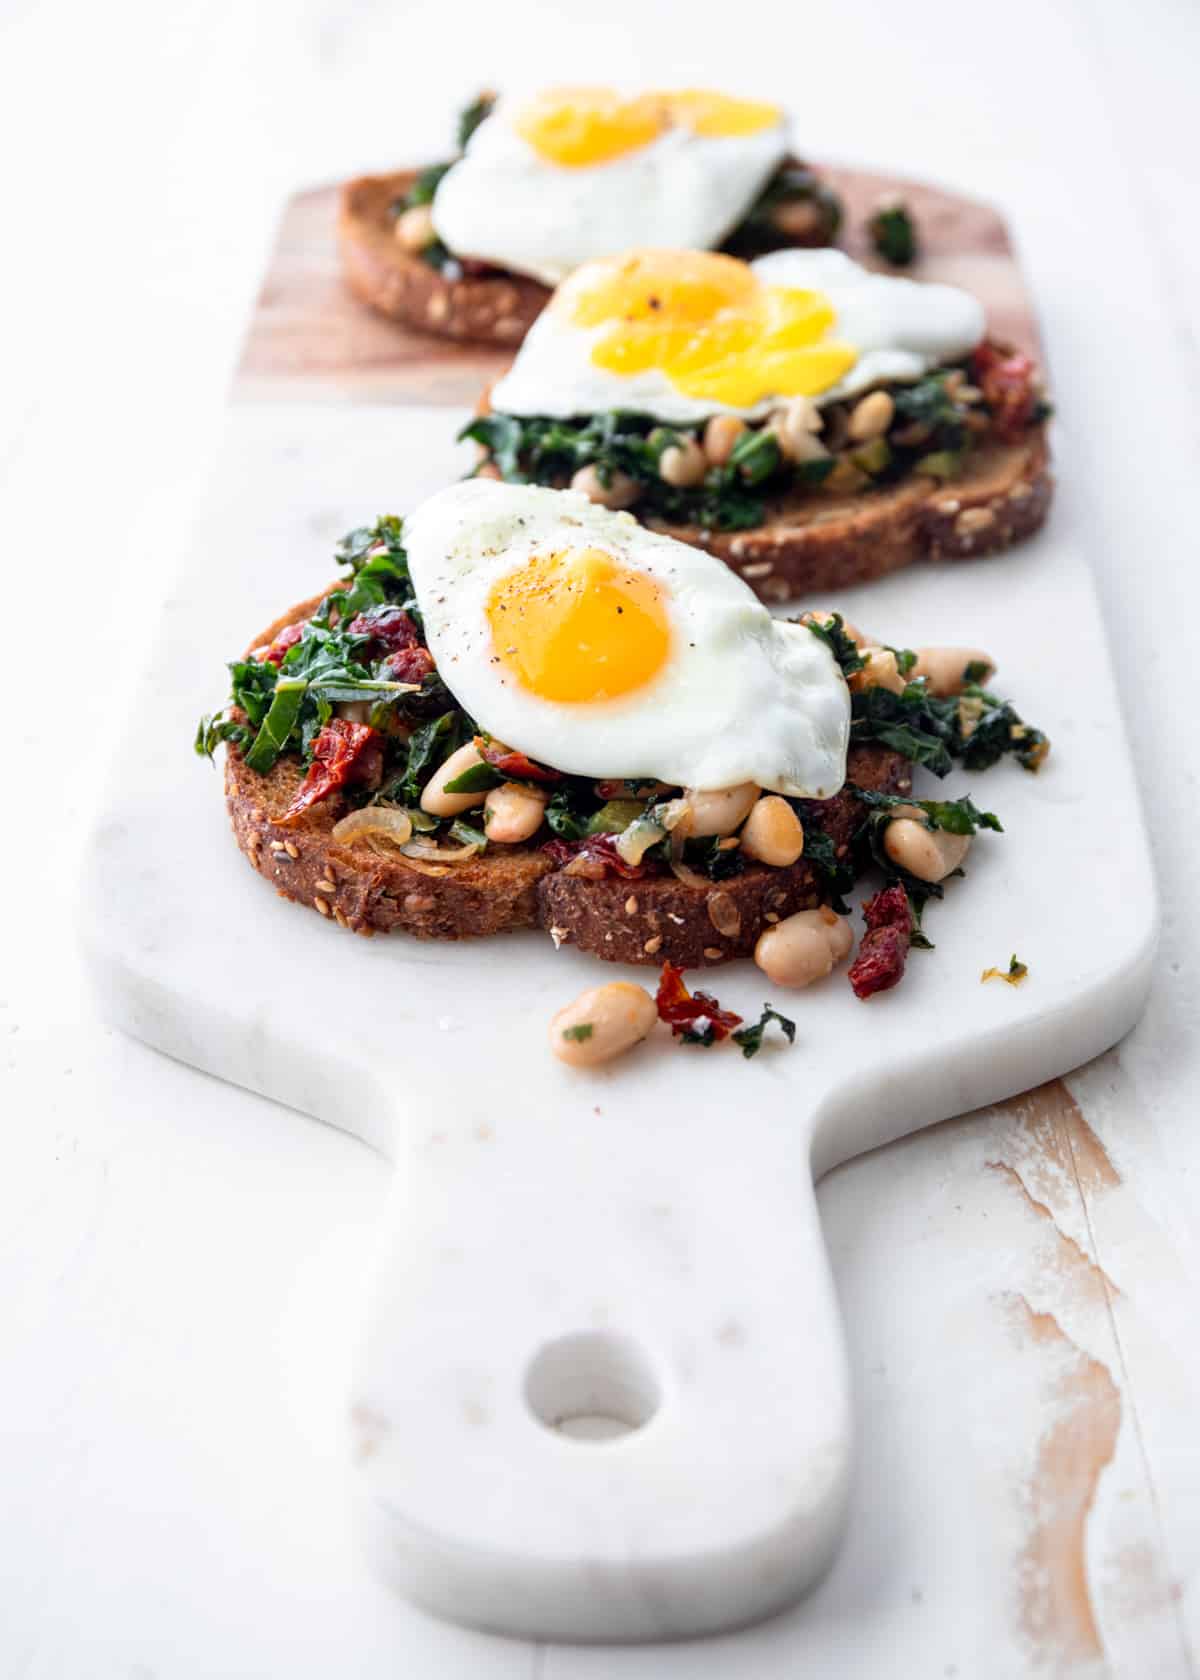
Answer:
3, 1, 1199, 1675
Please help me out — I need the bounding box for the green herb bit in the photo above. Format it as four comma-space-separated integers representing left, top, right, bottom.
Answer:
457, 90, 495, 150
449, 818, 487, 850
585, 799, 648, 835
913, 449, 962, 480
851, 436, 892, 477
562, 1022, 594, 1044
407, 161, 452, 207
444, 760, 502, 795
728, 425, 782, 485
982, 954, 1029, 987
854, 789, 1003, 836
243, 678, 307, 774
194, 712, 246, 760
802, 612, 866, 678
870, 202, 918, 266
798, 825, 854, 914
732, 1005, 797, 1060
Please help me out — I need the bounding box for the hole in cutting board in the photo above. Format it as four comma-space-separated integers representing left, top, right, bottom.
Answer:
524, 1331, 660, 1442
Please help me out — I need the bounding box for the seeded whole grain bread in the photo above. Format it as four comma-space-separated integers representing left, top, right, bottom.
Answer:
225, 591, 911, 966
339, 171, 548, 346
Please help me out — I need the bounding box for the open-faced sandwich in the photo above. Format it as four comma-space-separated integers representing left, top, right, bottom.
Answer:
463, 248, 1053, 601
197, 483, 1048, 1065
339, 88, 841, 346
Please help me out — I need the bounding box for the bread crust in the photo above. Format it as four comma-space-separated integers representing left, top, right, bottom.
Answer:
338, 171, 547, 346
337, 158, 835, 347
653, 432, 1053, 602
225, 592, 910, 960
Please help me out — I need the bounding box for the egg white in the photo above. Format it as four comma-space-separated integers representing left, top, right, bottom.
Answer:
430, 95, 788, 288
490, 248, 986, 424
403, 480, 850, 798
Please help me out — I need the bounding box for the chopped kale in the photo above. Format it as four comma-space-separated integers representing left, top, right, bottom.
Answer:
892, 373, 967, 452
723, 161, 843, 255
849, 676, 1048, 777
870, 202, 918, 266
459, 411, 773, 532
853, 789, 1003, 836
456, 91, 495, 150
683, 836, 746, 881
406, 162, 451, 207
802, 612, 866, 678
731, 1005, 797, 1059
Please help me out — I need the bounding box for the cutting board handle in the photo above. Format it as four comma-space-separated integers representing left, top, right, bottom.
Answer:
348, 1110, 851, 1640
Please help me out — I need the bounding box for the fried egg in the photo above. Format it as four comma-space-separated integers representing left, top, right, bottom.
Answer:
430, 87, 788, 287
403, 480, 849, 797
490, 247, 986, 423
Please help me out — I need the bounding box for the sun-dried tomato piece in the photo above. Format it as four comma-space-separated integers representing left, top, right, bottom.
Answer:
476, 737, 563, 784
862, 882, 912, 932
280, 718, 382, 823
970, 342, 1040, 442
381, 645, 436, 685
346, 605, 423, 655
655, 961, 743, 1044
849, 885, 913, 999
542, 834, 649, 879
259, 622, 304, 666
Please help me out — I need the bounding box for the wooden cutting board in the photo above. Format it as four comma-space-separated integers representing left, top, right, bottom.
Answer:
81, 167, 1154, 1643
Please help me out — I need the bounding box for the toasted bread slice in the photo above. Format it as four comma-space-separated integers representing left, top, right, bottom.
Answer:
339, 171, 547, 346
225, 591, 909, 960
653, 432, 1052, 602
226, 744, 553, 939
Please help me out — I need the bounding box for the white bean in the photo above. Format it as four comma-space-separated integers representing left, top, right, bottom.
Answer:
883, 819, 972, 883
484, 781, 547, 844
740, 796, 805, 867
395, 204, 436, 251
550, 983, 658, 1068
420, 742, 489, 817
847, 390, 895, 442
679, 782, 760, 838
658, 438, 707, 488
771, 397, 827, 463
911, 646, 995, 697
702, 414, 746, 466
850, 647, 907, 695
755, 906, 852, 989
571, 464, 640, 510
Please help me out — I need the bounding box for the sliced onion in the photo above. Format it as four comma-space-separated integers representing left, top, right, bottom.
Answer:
331, 806, 413, 847
668, 857, 712, 891
615, 813, 666, 867
394, 857, 450, 877
400, 839, 481, 864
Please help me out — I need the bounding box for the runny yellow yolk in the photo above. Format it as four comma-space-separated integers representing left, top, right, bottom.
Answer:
514, 87, 781, 168
565, 248, 858, 407
485, 547, 671, 704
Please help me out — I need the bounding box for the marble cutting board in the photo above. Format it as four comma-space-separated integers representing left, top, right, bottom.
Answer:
80, 170, 1156, 1642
